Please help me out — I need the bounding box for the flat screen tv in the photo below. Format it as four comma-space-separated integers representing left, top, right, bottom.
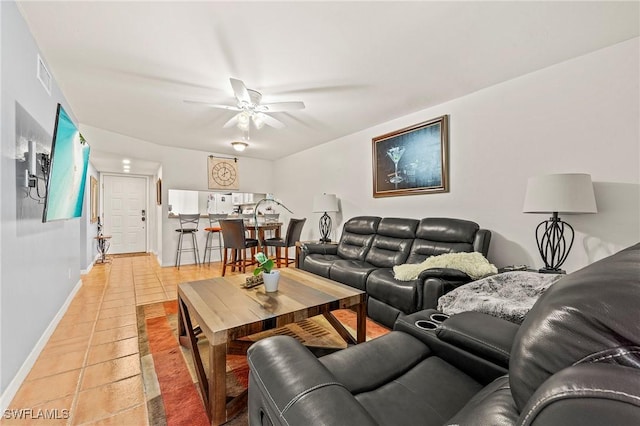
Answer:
43, 104, 91, 222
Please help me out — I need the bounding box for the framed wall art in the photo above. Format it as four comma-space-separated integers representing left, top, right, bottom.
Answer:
208, 156, 240, 190
90, 176, 98, 223
372, 115, 449, 198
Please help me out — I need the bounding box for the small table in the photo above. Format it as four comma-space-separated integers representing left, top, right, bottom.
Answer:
246, 222, 282, 242
245, 222, 282, 261
498, 267, 565, 274
94, 235, 112, 263
177, 268, 366, 425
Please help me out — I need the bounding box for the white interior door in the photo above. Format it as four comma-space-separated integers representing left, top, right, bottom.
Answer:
103, 175, 147, 254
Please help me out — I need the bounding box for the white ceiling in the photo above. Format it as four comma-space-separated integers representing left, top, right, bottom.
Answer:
89, 150, 161, 176
17, 1, 640, 172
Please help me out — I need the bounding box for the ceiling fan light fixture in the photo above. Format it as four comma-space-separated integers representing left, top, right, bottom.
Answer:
231, 141, 248, 152
237, 111, 251, 131
253, 113, 266, 130
186, 78, 303, 131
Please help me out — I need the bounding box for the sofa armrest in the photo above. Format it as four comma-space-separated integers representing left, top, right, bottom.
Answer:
298, 242, 339, 267
520, 363, 640, 425
395, 310, 509, 384
436, 311, 519, 368
302, 242, 339, 255
247, 336, 377, 426
420, 269, 473, 309
417, 267, 472, 281
474, 229, 492, 256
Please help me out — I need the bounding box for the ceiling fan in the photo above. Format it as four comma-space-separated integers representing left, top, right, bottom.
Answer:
185, 78, 305, 131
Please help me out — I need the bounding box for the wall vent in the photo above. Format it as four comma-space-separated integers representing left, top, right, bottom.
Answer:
37, 54, 52, 96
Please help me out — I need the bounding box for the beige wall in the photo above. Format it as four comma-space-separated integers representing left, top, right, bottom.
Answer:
273, 38, 640, 273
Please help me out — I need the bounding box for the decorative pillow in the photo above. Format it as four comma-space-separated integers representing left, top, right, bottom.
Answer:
393, 252, 498, 281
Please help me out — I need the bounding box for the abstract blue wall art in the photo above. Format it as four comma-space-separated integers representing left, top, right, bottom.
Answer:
43, 104, 91, 222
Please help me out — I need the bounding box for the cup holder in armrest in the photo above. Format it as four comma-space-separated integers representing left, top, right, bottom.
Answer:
429, 313, 450, 323
415, 320, 439, 331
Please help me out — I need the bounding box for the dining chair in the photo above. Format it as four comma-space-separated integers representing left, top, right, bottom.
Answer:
219, 219, 259, 276
262, 218, 306, 267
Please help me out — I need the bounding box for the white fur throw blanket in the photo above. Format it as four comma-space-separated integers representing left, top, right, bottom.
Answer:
437, 271, 563, 324
393, 252, 498, 281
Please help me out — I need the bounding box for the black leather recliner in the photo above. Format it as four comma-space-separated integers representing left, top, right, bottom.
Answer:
299, 216, 492, 327
247, 243, 640, 425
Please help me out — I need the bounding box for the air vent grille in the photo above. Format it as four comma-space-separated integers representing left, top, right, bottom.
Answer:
37, 54, 51, 96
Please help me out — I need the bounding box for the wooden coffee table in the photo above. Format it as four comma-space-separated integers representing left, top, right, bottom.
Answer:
177, 268, 367, 425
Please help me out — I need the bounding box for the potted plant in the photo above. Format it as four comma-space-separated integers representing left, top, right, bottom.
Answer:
254, 252, 280, 292
250, 197, 293, 292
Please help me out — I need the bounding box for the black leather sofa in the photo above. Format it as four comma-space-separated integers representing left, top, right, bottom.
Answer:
299, 216, 491, 327
248, 243, 640, 425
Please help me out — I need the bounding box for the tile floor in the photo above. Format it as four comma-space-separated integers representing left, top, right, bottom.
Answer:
4, 254, 229, 425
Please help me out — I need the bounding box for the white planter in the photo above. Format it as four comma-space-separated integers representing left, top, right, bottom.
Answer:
262, 270, 280, 293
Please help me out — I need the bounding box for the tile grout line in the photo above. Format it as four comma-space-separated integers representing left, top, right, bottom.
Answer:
153, 255, 175, 302
68, 258, 149, 426
6, 255, 231, 425
73, 258, 150, 426
66, 262, 112, 426
10, 255, 226, 425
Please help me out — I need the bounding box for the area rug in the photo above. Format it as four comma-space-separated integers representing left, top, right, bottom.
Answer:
137, 300, 389, 426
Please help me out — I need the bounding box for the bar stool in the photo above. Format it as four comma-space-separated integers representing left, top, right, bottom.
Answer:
202, 213, 227, 264
175, 213, 201, 269
219, 219, 259, 276
263, 218, 306, 267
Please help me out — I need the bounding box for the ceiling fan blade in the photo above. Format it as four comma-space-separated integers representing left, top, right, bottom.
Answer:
183, 100, 241, 111
230, 78, 251, 104
260, 101, 306, 112
223, 113, 240, 128
259, 113, 286, 129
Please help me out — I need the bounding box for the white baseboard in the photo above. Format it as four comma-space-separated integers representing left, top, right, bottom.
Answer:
0, 278, 83, 412
81, 255, 100, 274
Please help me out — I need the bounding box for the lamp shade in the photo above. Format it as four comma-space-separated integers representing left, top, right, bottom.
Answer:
523, 173, 597, 214
313, 194, 339, 213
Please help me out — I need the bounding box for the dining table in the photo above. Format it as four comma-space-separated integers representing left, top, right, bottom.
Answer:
245, 221, 282, 243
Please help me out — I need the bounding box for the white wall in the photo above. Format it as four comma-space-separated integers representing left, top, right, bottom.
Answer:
274, 38, 640, 273
80, 125, 275, 266
1, 1, 84, 397
0, 0, 4, 399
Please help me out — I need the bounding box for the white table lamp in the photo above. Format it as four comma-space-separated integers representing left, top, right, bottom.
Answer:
523, 173, 597, 273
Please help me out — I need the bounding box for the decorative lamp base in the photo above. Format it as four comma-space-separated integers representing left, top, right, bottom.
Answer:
319, 212, 332, 243
534, 212, 574, 272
